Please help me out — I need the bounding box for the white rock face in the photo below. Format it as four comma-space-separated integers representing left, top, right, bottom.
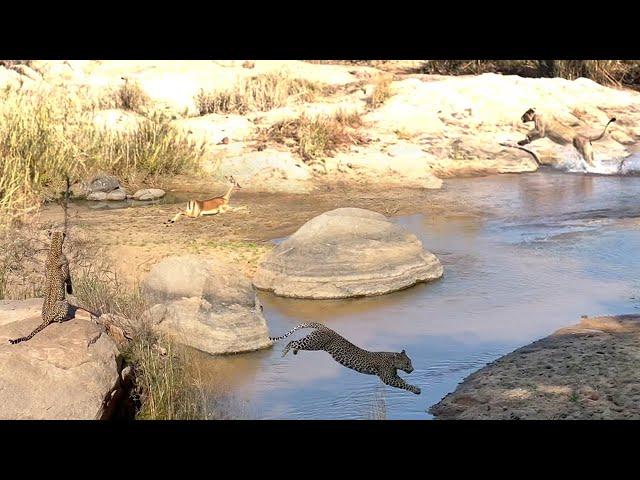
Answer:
364, 73, 640, 175
253, 208, 444, 299
173, 114, 254, 147
0, 299, 122, 420
216, 149, 314, 193
92, 109, 145, 134
142, 255, 272, 355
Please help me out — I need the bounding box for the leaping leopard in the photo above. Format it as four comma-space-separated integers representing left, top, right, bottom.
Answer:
270, 323, 421, 395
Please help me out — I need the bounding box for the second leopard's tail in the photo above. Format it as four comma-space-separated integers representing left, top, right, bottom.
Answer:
269, 322, 327, 342
8, 320, 51, 344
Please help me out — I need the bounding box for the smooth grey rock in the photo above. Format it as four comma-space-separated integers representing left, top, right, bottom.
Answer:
106, 187, 127, 201
0, 299, 121, 420
142, 255, 272, 355
132, 188, 165, 201
253, 207, 443, 299
86, 191, 108, 201
88, 174, 120, 193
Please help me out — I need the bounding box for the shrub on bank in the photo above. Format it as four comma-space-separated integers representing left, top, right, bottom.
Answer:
0, 90, 202, 226
195, 70, 324, 115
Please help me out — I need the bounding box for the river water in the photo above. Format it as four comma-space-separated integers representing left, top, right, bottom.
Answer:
193, 171, 640, 419
195, 172, 640, 419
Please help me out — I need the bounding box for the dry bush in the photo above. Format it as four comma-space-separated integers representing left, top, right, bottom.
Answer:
0, 60, 34, 71
259, 109, 367, 163
195, 71, 324, 115
0, 93, 76, 224
0, 228, 48, 300
122, 334, 208, 420
110, 80, 149, 113
0, 90, 202, 226
82, 113, 204, 187
71, 256, 209, 420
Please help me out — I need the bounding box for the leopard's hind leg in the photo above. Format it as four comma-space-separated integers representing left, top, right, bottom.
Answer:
282, 330, 330, 357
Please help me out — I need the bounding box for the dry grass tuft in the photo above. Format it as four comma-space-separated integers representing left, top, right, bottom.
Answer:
110, 80, 149, 113
258, 109, 367, 163
195, 71, 324, 115
0, 90, 202, 226
121, 331, 208, 420
83, 113, 204, 187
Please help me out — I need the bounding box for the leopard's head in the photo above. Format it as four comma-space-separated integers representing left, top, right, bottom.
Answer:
521, 107, 536, 123
47, 230, 67, 252
393, 349, 414, 374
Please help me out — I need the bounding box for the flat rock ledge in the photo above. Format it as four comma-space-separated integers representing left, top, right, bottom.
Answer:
0, 299, 124, 420
142, 255, 272, 355
429, 315, 640, 420
253, 207, 443, 299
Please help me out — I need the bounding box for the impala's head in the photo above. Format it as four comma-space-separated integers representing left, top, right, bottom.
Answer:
226, 175, 242, 189
393, 349, 414, 374
521, 108, 536, 123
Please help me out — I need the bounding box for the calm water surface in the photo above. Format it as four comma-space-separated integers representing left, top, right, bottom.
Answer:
196, 172, 640, 419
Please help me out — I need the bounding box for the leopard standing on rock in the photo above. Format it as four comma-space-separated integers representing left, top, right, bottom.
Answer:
9, 231, 74, 344
270, 323, 422, 395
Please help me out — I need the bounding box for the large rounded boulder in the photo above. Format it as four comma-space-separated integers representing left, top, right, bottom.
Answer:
0, 299, 123, 420
253, 207, 443, 299
142, 255, 272, 355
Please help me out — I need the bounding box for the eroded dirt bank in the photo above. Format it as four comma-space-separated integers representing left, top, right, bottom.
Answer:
429, 315, 640, 420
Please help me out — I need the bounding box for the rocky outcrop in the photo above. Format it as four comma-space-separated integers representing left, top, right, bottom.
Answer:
363, 74, 640, 176
216, 149, 314, 194
0, 299, 123, 420
429, 315, 640, 420
253, 208, 443, 299
84, 175, 129, 201
7, 61, 640, 193
141, 255, 272, 355
88, 174, 121, 194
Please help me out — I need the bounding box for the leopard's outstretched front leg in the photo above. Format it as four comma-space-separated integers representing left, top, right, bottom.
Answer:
379, 368, 421, 395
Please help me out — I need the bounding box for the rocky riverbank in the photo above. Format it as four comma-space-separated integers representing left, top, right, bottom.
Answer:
429, 314, 640, 420
4, 60, 640, 196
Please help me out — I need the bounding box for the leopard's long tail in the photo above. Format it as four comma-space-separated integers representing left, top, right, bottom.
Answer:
269, 322, 327, 341
8, 320, 51, 344
588, 117, 616, 143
